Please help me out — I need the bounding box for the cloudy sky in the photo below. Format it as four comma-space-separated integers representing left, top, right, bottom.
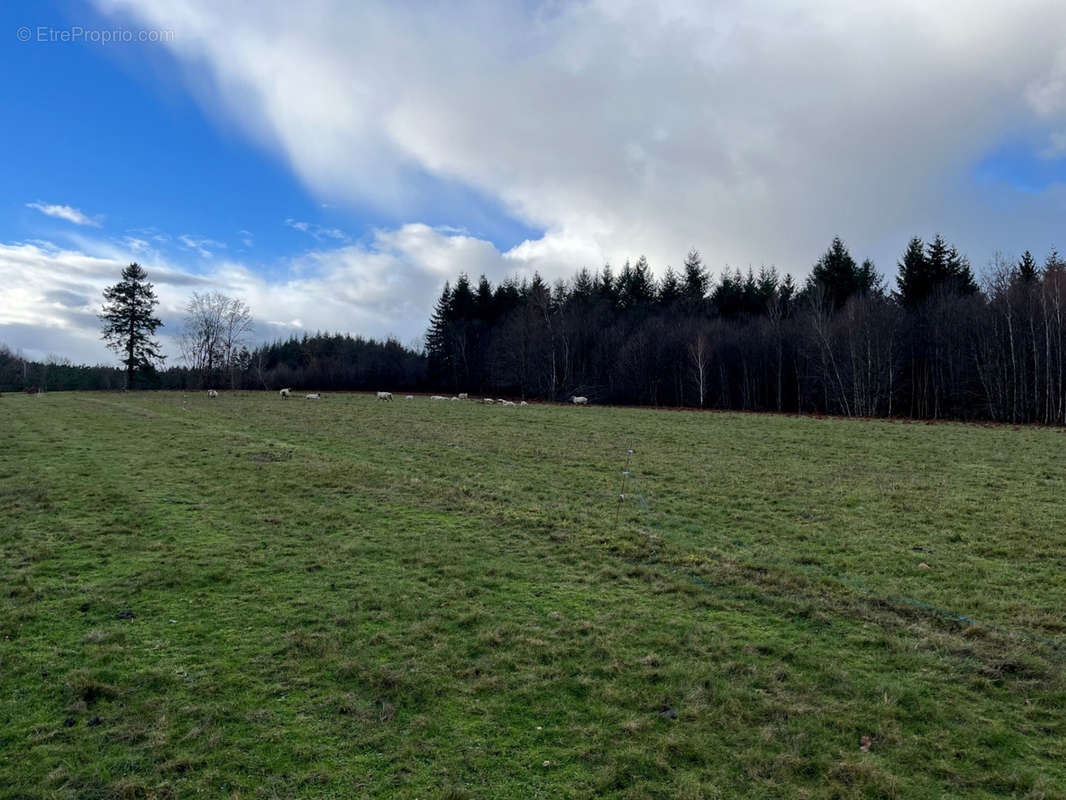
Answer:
5, 1, 1066, 364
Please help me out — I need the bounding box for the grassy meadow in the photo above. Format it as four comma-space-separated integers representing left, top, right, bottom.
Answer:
2, 390, 1065, 798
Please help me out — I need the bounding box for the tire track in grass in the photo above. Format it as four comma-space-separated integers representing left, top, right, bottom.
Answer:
76, 394, 1066, 660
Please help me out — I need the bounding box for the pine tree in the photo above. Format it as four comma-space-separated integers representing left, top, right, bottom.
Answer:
474, 275, 495, 320
926, 234, 952, 288
658, 266, 681, 307
493, 278, 521, 316
615, 260, 634, 308
947, 247, 978, 296
425, 282, 452, 376
742, 268, 761, 314
779, 273, 797, 315
755, 266, 780, 308
597, 264, 617, 307
98, 262, 164, 388
895, 236, 928, 309
1045, 248, 1065, 275
857, 259, 884, 297
805, 236, 865, 309
712, 269, 745, 317
572, 267, 595, 299
450, 274, 475, 320
808, 236, 859, 309
1017, 250, 1039, 282
627, 255, 655, 306
681, 249, 709, 311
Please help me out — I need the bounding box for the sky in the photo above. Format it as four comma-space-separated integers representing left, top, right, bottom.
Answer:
5, 1, 1066, 365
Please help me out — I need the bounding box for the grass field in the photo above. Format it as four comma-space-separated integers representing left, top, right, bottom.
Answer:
2, 391, 1065, 799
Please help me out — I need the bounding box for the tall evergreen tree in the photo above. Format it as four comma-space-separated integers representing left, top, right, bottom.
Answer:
681, 249, 709, 310
425, 282, 451, 353
658, 266, 682, 307
99, 262, 164, 388
474, 275, 495, 320
925, 234, 952, 285
615, 256, 655, 309
425, 281, 452, 382
493, 278, 522, 316
779, 273, 796, 307
712, 269, 745, 317
946, 244, 978, 296
1017, 250, 1039, 282
597, 264, 618, 307
450, 274, 475, 320
895, 236, 928, 309
572, 267, 595, 299
755, 266, 780, 306
857, 259, 884, 297
808, 236, 860, 310
895, 235, 974, 307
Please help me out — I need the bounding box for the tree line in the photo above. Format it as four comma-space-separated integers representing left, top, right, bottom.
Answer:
426, 236, 1066, 423
6, 242, 1066, 426
0, 333, 425, 394
1, 263, 425, 394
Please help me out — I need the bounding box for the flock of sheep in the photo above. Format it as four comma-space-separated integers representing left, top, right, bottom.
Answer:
205, 388, 591, 405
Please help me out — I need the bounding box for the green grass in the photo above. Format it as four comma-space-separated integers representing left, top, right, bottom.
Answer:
1, 391, 1065, 799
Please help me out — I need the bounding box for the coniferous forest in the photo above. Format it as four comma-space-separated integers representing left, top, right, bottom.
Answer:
6, 235, 1066, 424
425, 236, 1066, 423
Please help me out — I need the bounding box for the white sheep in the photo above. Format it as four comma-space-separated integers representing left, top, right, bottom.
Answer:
306, 393, 321, 400
279, 388, 291, 398
458, 392, 468, 400
451, 396, 459, 401
404, 395, 414, 400
483, 398, 494, 405
431, 395, 447, 401
572, 396, 588, 405
501, 400, 515, 406
207, 389, 218, 398
520, 401, 529, 406
377, 391, 393, 401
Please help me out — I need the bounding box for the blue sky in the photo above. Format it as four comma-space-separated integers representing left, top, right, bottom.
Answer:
5, 1, 1066, 364
0, 1, 538, 269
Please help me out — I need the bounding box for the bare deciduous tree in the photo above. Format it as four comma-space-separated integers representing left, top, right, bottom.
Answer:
180, 292, 254, 388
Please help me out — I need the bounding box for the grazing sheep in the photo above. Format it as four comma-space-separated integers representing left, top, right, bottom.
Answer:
501, 400, 516, 406
430, 395, 447, 400
520, 401, 529, 406
306, 393, 321, 400
404, 395, 414, 400
483, 398, 494, 405
279, 388, 291, 398
207, 389, 219, 398
451, 396, 459, 401
377, 391, 393, 401
458, 392, 468, 400
572, 396, 588, 405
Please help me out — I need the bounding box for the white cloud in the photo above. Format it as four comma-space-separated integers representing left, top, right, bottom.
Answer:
123, 236, 151, 253
178, 234, 226, 258
284, 218, 348, 241
91, 0, 1066, 279
26, 202, 102, 227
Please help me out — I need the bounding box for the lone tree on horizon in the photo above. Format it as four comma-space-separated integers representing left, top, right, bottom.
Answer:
99, 262, 165, 388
